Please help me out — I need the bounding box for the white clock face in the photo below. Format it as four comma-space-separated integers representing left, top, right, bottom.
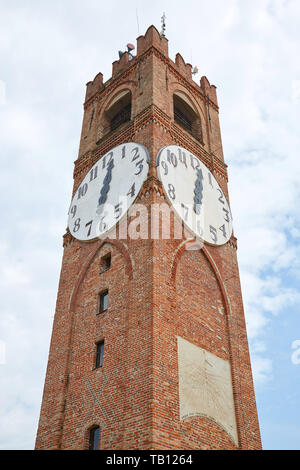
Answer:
156, 145, 233, 245
68, 142, 150, 241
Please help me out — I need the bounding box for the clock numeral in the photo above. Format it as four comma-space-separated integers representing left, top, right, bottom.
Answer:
85, 220, 93, 236
121, 145, 126, 159
223, 207, 230, 223
178, 148, 188, 168
181, 203, 189, 221
98, 158, 114, 210
70, 205, 77, 218
161, 160, 168, 175
208, 172, 214, 188
89, 166, 98, 182
99, 213, 107, 232
114, 202, 123, 219
102, 151, 114, 169
167, 183, 176, 200
167, 149, 178, 167
77, 183, 88, 200
209, 225, 217, 243
134, 159, 144, 176
127, 183, 135, 198
190, 155, 200, 171
217, 188, 225, 205
73, 218, 81, 233
219, 224, 226, 238
131, 147, 140, 162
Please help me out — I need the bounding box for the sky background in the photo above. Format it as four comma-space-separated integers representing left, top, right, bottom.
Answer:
0, 0, 300, 450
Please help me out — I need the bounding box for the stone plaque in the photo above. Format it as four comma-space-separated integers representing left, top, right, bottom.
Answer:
177, 336, 238, 446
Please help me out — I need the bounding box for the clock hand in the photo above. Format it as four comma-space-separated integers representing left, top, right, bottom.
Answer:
193, 168, 204, 215
97, 158, 114, 215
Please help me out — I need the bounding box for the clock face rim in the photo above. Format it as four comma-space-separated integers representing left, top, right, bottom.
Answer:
155, 145, 233, 246
67, 142, 150, 242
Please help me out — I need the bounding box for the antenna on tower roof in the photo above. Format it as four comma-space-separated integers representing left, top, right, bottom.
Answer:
160, 12, 166, 37
136, 8, 140, 36
118, 43, 135, 61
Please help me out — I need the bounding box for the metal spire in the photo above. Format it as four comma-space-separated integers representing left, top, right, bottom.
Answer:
160, 12, 166, 37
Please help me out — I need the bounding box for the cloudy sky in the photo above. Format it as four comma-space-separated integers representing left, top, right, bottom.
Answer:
0, 0, 300, 450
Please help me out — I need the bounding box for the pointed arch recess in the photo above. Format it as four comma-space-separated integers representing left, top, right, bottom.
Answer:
69, 239, 133, 313
170, 241, 232, 317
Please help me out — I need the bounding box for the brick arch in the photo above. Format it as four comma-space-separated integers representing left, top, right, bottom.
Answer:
69, 238, 133, 313
180, 415, 238, 449
172, 86, 205, 122
103, 88, 132, 113
171, 85, 206, 125
97, 85, 134, 121
170, 240, 232, 317
169, 84, 207, 146
96, 85, 135, 141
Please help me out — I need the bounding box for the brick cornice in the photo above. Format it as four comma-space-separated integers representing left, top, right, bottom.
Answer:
74, 104, 228, 184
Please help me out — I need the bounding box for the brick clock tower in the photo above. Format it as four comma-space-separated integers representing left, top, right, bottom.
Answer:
35, 25, 261, 450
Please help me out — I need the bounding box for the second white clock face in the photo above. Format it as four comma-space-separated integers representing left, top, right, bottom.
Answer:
156, 145, 233, 245
68, 142, 150, 241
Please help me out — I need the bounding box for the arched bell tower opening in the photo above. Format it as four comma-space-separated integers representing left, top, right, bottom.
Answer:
173, 92, 202, 142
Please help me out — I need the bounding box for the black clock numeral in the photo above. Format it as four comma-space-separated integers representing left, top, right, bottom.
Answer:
89, 166, 98, 182
131, 147, 140, 162
102, 151, 114, 169
223, 207, 230, 223
114, 202, 123, 219
208, 172, 214, 188
121, 145, 126, 159
219, 224, 226, 238
209, 225, 217, 243
178, 148, 188, 168
168, 183, 176, 200
99, 213, 107, 232
70, 205, 77, 218
161, 160, 168, 175
85, 220, 93, 236
73, 218, 81, 233
97, 158, 114, 211
181, 203, 189, 221
167, 149, 178, 167
127, 183, 135, 198
190, 155, 200, 171
134, 159, 144, 175
77, 183, 88, 200
217, 188, 225, 204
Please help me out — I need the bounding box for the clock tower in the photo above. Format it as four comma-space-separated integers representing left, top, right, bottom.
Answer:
35, 25, 262, 450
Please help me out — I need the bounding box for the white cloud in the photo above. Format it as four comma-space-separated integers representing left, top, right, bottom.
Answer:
251, 355, 273, 384
0, 80, 6, 105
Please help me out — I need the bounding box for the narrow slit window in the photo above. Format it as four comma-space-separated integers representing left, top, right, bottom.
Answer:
98, 290, 108, 314
99, 253, 111, 274
89, 426, 100, 450
95, 341, 104, 369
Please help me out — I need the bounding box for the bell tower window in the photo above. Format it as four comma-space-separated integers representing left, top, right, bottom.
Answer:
173, 93, 202, 142
106, 90, 132, 133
